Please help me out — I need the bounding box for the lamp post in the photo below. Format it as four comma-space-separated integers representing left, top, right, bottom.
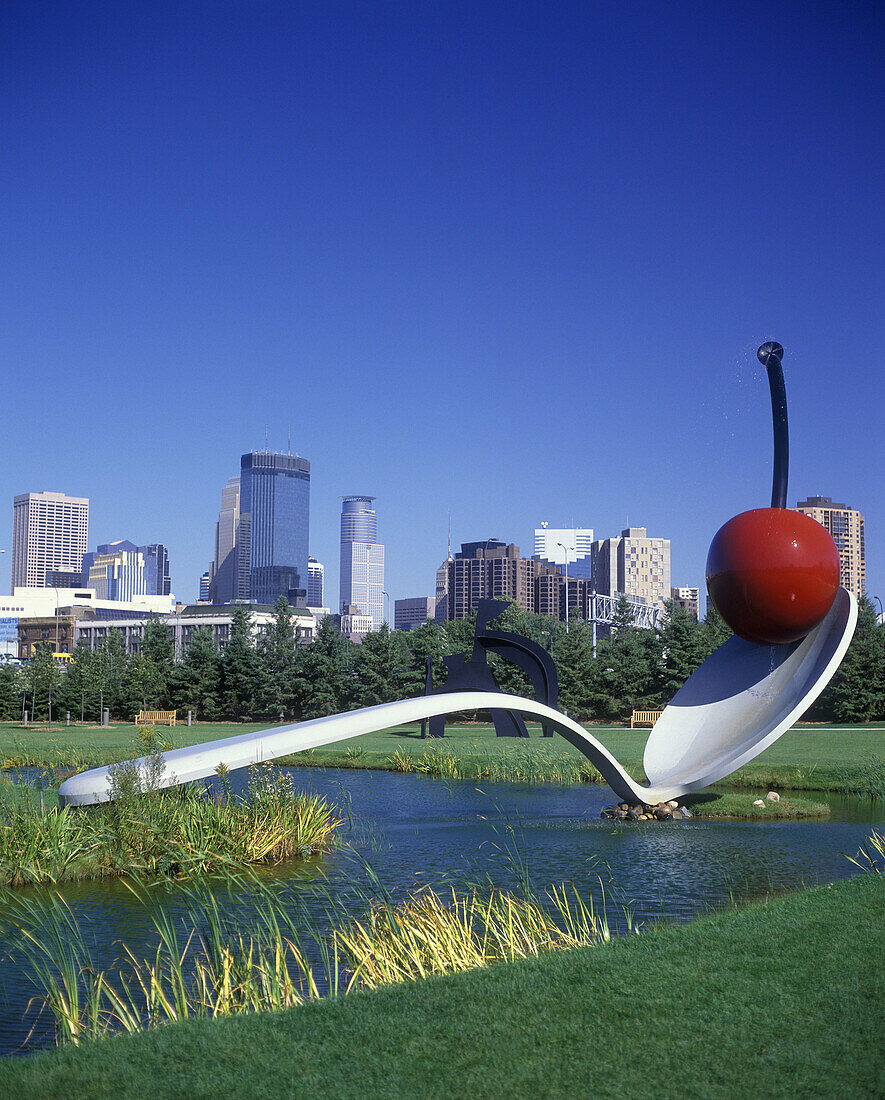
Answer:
556, 542, 574, 633
382, 589, 390, 631
874, 596, 884, 625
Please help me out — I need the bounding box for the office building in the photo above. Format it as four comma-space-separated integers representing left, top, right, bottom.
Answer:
670, 586, 700, 619
533, 525, 594, 579
395, 597, 436, 632
794, 496, 865, 600
237, 452, 311, 606
339, 496, 384, 629
307, 557, 324, 608
434, 558, 451, 622
74, 603, 321, 660
11, 491, 89, 589
199, 571, 211, 602
80, 542, 171, 602
209, 476, 240, 604
591, 528, 671, 609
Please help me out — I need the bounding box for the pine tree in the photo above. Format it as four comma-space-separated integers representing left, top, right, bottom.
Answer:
654, 599, 710, 703
352, 624, 404, 708
822, 597, 885, 722
171, 627, 221, 720
293, 617, 349, 718
219, 607, 263, 720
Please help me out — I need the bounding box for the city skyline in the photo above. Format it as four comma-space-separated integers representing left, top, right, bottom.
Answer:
1, 4, 881, 612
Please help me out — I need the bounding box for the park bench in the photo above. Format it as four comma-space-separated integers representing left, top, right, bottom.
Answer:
630, 709, 663, 728
135, 710, 177, 727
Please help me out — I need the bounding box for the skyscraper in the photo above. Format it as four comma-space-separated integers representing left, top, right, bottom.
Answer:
339, 496, 384, 629
238, 452, 311, 606
12, 491, 89, 589
209, 476, 240, 605
533, 525, 594, 579
794, 496, 865, 600
80, 541, 171, 601
307, 557, 324, 608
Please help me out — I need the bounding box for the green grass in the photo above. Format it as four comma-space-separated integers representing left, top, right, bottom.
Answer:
682, 788, 830, 818
1, 718, 882, 796
1, 873, 881, 1098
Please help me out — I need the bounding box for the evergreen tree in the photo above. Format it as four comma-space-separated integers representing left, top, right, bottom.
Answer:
219, 607, 263, 720
256, 596, 299, 718
0, 659, 19, 720
653, 599, 710, 704
821, 597, 885, 722
553, 618, 595, 719
171, 627, 221, 720
141, 618, 176, 708
293, 617, 350, 718
400, 619, 449, 696
586, 599, 657, 721
351, 624, 404, 708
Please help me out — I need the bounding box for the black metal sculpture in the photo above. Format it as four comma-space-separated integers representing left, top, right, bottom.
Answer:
423, 599, 559, 738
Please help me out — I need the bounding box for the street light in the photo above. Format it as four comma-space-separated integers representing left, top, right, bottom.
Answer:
874, 596, 884, 625
556, 542, 574, 633
382, 589, 390, 630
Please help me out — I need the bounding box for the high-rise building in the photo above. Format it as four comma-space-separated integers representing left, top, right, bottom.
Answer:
670, 586, 700, 619
307, 557, 324, 608
199, 570, 211, 602
80, 541, 172, 601
533, 525, 594, 579
339, 496, 384, 629
591, 528, 671, 609
209, 476, 240, 604
237, 452, 311, 607
395, 597, 436, 632
445, 541, 540, 620
434, 557, 451, 622
11, 491, 89, 589
793, 496, 865, 600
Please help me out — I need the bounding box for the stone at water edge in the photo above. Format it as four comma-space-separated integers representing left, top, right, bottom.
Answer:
753, 799, 766, 808
667, 800, 679, 809
766, 791, 780, 802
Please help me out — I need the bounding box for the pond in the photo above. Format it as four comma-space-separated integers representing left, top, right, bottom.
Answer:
1, 766, 882, 1056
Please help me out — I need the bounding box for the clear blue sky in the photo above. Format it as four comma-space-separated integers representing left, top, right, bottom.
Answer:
2, 1, 882, 612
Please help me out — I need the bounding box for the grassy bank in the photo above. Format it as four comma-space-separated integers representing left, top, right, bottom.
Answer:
1, 872, 881, 1098
1, 719, 882, 797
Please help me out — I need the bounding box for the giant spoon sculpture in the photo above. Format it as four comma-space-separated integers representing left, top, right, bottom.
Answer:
60, 343, 856, 808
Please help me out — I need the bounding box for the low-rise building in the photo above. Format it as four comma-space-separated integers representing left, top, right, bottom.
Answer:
394, 597, 436, 632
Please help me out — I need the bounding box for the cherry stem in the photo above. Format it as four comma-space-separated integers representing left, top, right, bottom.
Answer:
757, 341, 788, 509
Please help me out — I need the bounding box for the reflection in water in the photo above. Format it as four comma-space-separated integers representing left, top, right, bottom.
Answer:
1, 766, 881, 1056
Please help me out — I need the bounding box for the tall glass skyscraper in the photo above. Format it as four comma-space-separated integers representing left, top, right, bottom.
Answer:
238, 452, 310, 606
209, 476, 240, 605
339, 496, 384, 629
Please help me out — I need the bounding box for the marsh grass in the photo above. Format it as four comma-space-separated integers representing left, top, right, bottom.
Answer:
0, 741, 341, 887
847, 828, 885, 874
391, 743, 604, 785
1, 858, 627, 1048
333, 881, 616, 990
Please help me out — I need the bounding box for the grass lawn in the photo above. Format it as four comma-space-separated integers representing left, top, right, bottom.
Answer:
1, 872, 881, 1099
1, 718, 882, 796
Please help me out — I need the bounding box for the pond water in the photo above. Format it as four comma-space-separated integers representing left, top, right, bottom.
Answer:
1, 766, 882, 1056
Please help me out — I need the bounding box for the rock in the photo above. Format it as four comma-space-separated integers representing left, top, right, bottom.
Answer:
677, 806, 692, 818
753, 799, 766, 808
619, 803, 631, 811
626, 809, 641, 821
654, 807, 670, 820
766, 791, 780, 802
667, 800, 680, 809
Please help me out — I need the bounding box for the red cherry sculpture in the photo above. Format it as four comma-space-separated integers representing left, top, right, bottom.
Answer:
706, 508, 840, 645
705, 342, 841, 646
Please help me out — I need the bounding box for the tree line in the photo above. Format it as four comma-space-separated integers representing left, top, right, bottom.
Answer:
0, 594, 882, 725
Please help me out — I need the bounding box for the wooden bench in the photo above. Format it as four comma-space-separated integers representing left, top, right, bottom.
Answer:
630, 709, 663, 728
135, 710, 177, 727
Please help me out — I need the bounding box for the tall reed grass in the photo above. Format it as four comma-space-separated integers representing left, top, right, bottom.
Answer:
391, 744, 605, 785
0, 757, 341, 887
1, 866, 626, 1047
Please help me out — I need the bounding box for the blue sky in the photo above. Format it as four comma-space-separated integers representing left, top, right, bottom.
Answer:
2, 1, 882, 612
